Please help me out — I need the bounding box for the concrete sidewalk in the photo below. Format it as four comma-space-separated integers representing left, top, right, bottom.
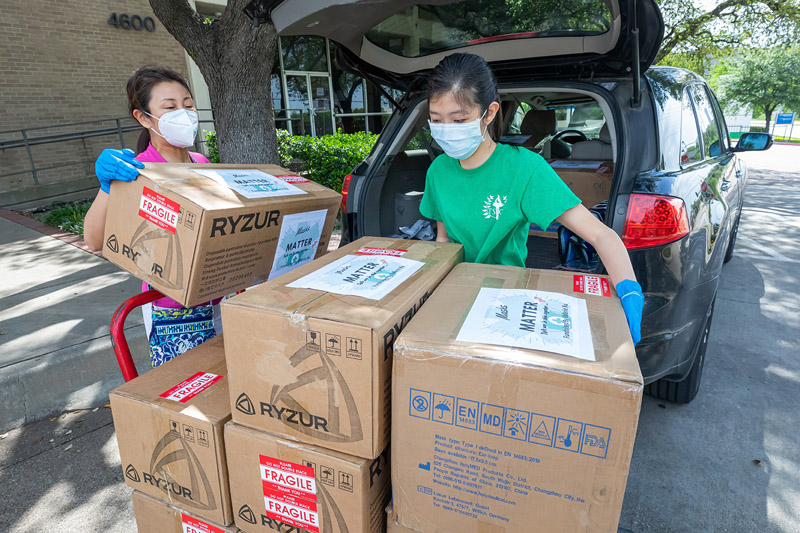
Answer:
0, 214, 150, 432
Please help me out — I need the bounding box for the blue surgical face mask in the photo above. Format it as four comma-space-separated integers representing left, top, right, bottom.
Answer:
428, 109, 488, 160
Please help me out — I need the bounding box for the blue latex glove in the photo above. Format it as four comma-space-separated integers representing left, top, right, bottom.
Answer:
616, 279, 644, 345
95, 148, 144, 193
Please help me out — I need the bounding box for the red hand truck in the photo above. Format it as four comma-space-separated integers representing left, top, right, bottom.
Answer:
109, 288, 163, 382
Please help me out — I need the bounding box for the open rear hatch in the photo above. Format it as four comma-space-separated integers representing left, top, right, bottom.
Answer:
256, 0, 663, 92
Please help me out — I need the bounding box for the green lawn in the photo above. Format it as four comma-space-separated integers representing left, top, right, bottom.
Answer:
35, 201, 92, 236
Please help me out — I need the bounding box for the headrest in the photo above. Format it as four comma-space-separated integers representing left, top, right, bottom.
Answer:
598, 123, 611, 143
520, 110, 557, 136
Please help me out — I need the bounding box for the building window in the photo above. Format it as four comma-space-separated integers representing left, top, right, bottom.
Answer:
280, 36, 328, 73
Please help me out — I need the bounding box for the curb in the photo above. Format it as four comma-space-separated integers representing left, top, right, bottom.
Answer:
0, 208, 103, 258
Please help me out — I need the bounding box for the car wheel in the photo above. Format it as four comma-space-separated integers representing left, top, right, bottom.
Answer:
723, 214, 740, 263
644, 297, 715, 404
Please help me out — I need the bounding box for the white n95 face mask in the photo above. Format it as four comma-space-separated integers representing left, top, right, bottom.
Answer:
146, 109, 199, 148
428, 110, 488, 160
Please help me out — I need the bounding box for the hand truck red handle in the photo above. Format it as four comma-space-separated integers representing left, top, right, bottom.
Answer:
110, 288, 164, 382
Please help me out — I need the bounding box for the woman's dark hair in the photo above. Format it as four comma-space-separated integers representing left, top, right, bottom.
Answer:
426, 53, 503, 142
127, 66, 192, 154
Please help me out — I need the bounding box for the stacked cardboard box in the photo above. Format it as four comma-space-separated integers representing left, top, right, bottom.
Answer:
110, 336, 234, 530
133, 491, 240, 533
103, 163, 341, 307
220, 237, 464, 532
391, 264, 643, 532
530, 160, 614, 238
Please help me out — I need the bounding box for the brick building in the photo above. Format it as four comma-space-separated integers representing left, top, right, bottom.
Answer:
0, 0, 193, 207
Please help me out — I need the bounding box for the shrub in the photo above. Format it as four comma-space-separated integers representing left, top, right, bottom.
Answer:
38, 201, 92, 235
205, 129, 378, 192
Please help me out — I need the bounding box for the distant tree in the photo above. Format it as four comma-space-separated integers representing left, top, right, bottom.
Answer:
656, 0, 800, 74
715, 48, 800, 132
149, 0, 280, 164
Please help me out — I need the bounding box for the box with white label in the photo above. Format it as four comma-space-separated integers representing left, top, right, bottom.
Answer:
132, 490, 239, 533
391, 263, 643, 532
221, 237, 463, 459
224, 422, 390, 533
104, 163, 341, 307
110, 336, 233, 525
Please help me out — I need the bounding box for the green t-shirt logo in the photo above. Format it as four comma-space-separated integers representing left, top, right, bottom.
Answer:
483, 194, 507, 220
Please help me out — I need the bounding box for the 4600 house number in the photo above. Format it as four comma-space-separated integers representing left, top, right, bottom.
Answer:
108, 13, 156, 32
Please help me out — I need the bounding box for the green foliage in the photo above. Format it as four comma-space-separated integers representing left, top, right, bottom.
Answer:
714, 48, 800, 130
655, 0, 800, 74
204, 129, 220, 163
204, 129, 377, 192
37, 201, 92, 236
277, 129, 378, 192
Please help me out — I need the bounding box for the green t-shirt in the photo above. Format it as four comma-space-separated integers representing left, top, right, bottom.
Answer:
420, 143, 580, 266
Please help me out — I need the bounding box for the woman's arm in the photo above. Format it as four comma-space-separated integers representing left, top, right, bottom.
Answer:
435, 220, 451, 243
83, 191, 109, 252
556, 204, 635, 287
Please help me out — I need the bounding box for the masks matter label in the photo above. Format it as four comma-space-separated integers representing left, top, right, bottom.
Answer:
456, 288, 595, 361
190, 168, 306, 199
287, 254, 424, 301
268, 209, 328, 280
139, 186, 180, 234
159, 372, 222, 403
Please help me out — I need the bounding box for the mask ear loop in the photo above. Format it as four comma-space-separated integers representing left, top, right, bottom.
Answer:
479, 108, 490, 141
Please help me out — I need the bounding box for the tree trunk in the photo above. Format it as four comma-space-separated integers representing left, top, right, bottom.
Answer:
149, 0, 280, 164
764, 104, 774, 135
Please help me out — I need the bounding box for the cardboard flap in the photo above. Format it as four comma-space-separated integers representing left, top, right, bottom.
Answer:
138, 163, 341, 209
110, 335, 232, 422
223, 238, 464, 331
395, 263, 643, 385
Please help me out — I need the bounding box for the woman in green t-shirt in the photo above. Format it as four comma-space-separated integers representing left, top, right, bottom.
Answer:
419, 53, 644, 344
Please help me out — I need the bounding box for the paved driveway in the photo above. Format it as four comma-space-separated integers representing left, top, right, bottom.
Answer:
620, 145, 800, 532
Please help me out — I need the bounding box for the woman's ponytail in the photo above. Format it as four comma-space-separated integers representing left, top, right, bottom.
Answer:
136, 129, 151, 155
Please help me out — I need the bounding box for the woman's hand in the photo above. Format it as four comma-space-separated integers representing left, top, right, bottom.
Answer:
557, 204, 642, 344
96, 148, 144, 193
435, 220, 451, 243
616, 279, 643, 344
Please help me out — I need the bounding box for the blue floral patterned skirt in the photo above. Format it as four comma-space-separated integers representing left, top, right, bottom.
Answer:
148, 304, 217, 367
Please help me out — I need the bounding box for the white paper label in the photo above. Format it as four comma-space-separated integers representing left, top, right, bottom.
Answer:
456, 288, 595, 361
286, 254, 424, 300
191, 168, 306, 198
269, 209, 328, 280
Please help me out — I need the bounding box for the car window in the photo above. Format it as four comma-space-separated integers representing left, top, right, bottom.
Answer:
365, 1, 612, 58
690, 84, 722, 158
680, 89, 702, 165
708, 88, 730, 153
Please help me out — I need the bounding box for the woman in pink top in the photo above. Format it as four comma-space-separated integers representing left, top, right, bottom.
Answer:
84, 66, 220, 367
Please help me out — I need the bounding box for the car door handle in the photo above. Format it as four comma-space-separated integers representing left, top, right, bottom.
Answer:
720, 180, 732, 191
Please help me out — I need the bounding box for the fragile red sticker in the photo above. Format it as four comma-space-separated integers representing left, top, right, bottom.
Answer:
159, 372, 222, 403
138, 186, 180, 234
355, 247, 408, 257
274, 174, 310, 184
260, 455, 319, 533
573, 275, 611, 297
181, 513, 225, 533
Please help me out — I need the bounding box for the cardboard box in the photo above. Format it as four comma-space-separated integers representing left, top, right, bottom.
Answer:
530, 162, 614, 239
391, 263, 643, 532
110, 336, 233, 525
103, 163, 341, 307
386, 505, 419, 533
221, 237, 463, 459
132, 490, 240, 533
224, 422, 391, 533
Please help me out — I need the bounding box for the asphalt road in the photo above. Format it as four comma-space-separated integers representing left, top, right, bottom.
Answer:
0, 146, 798, 533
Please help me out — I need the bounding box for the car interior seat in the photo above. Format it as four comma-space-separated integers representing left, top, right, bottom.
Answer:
570, 123, 613, 160
520, 110, 557, 149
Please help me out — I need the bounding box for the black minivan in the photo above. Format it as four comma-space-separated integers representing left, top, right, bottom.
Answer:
260, 0, 773, 402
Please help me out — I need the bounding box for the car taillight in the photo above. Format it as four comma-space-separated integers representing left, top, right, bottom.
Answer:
622, 193, 690, 249
341, 174, 352, 213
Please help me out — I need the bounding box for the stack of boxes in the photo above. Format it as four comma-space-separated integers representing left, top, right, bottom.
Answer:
106, 162, 643, 532
220, 237, 463, 532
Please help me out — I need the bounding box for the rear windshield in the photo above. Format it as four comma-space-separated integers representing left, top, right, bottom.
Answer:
365, 0, 613, 58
